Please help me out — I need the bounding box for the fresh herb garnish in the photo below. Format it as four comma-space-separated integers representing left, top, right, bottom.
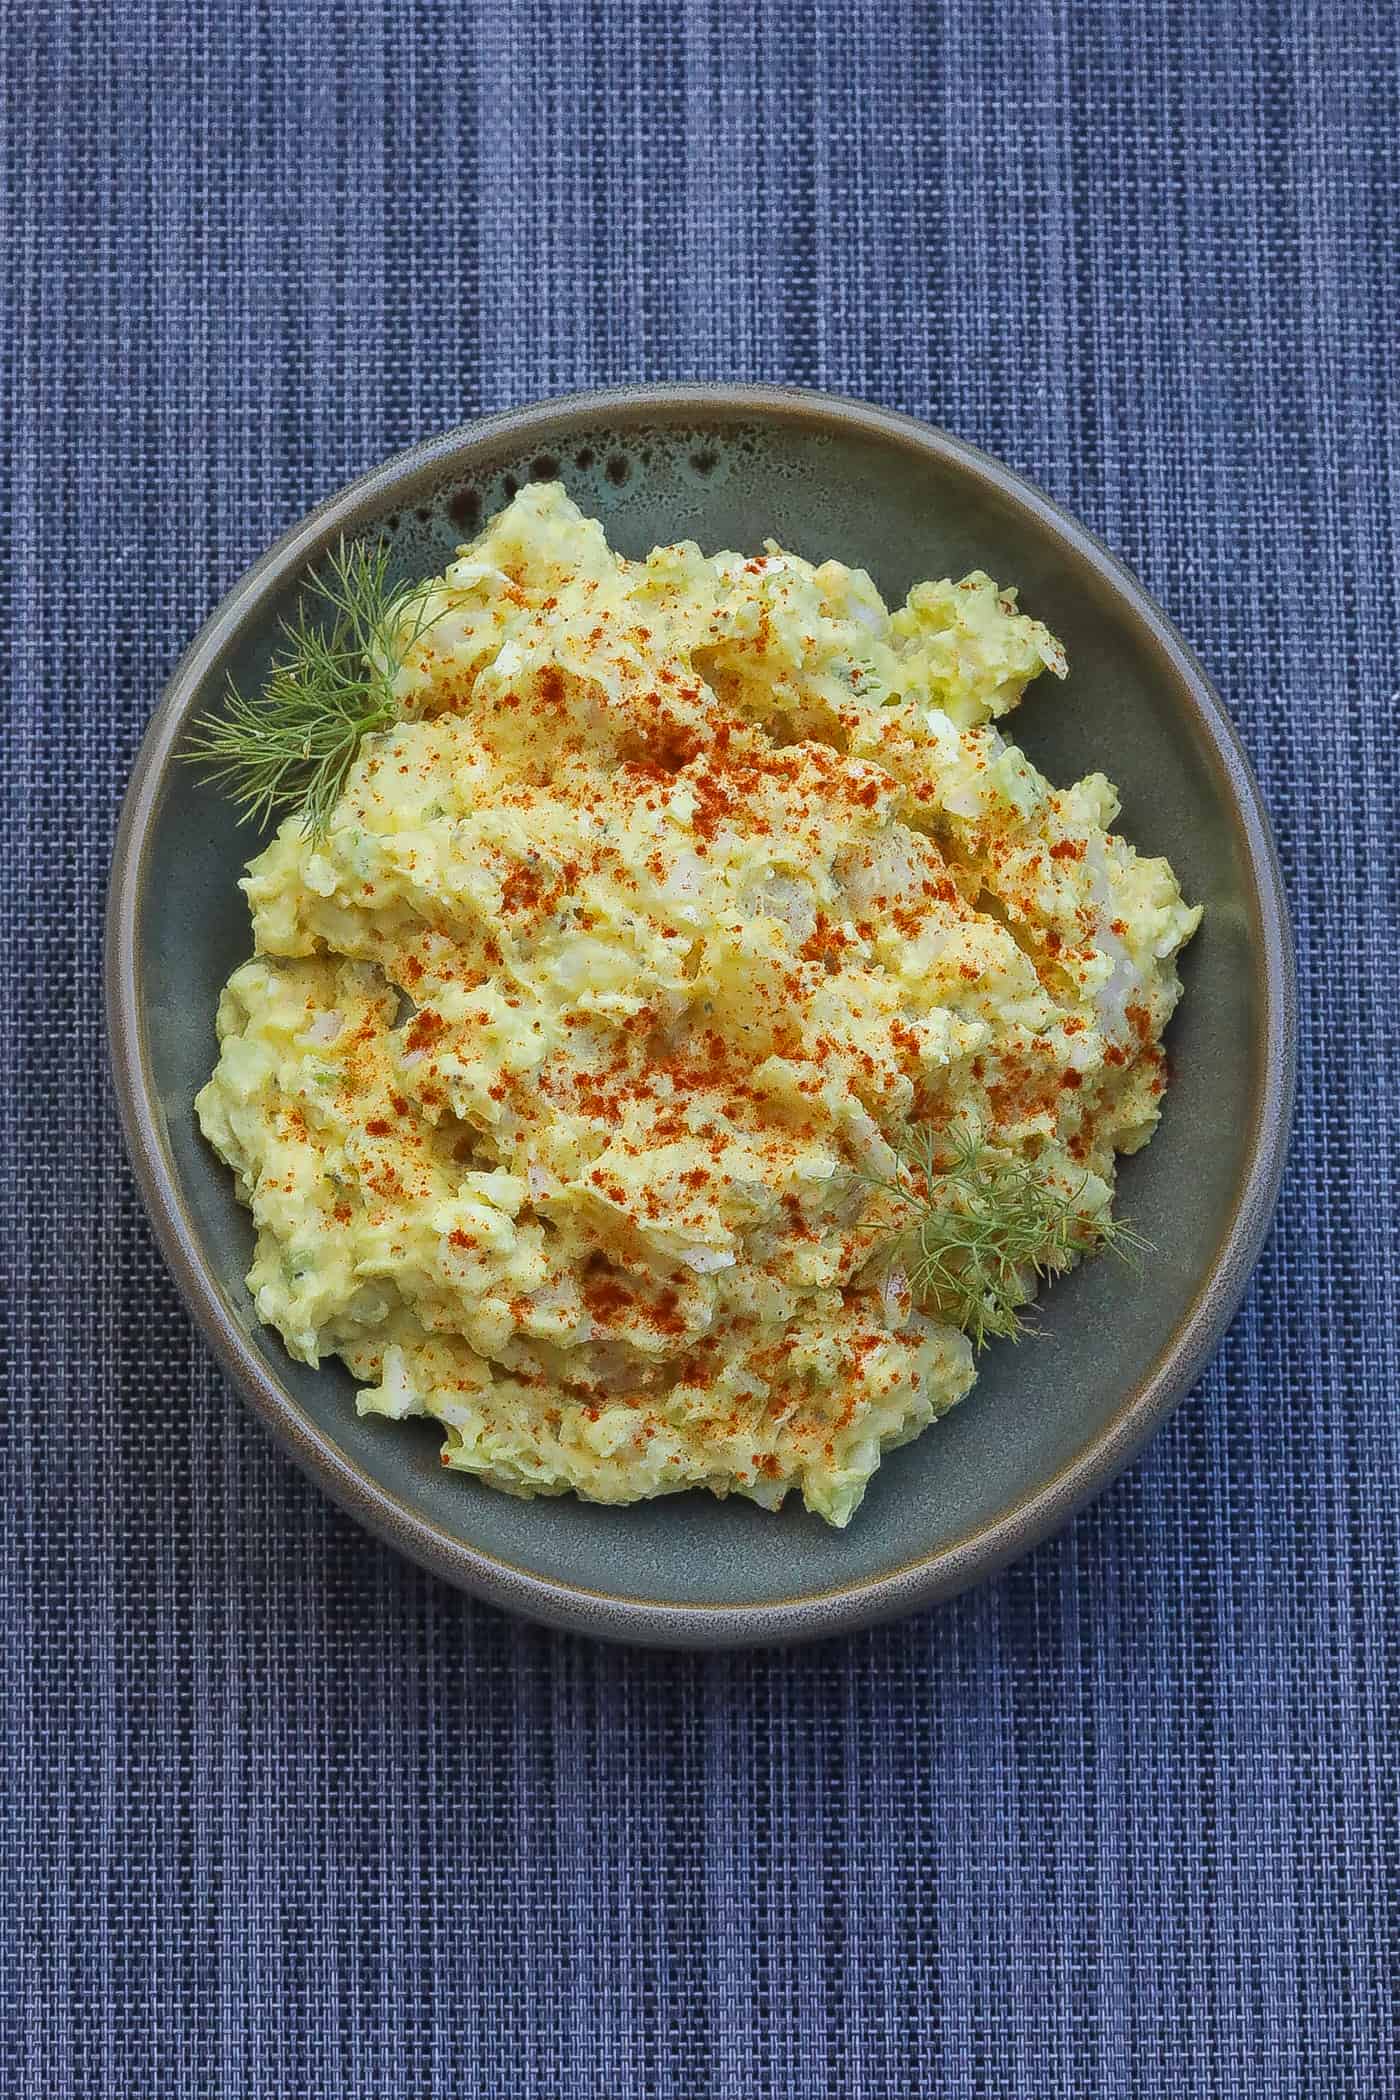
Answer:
863, 1121, 1150, 1349
187, 539, 443, 841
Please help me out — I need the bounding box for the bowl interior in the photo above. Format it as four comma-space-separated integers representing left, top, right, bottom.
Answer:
132, 400, 1271, 1618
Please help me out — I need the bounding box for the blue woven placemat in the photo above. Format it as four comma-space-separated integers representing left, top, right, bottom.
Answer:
4, 2, 1397, 2093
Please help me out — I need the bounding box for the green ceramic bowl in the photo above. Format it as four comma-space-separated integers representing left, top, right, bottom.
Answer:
106, 385, 1295, 1646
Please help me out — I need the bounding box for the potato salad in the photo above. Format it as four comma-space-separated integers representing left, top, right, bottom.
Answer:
196, 485, 1199, 1525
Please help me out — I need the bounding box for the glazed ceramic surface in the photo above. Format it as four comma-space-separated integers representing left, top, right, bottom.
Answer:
106, 387, 1295, 1645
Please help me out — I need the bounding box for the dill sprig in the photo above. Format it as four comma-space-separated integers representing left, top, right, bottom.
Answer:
187, 538, 444, 841
863, 1122, 1150, 1350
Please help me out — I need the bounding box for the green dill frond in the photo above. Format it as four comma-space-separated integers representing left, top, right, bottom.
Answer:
863, 1121, 1150, 1350
187, 538, 444, 842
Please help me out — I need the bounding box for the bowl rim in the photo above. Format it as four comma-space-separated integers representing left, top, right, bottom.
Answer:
105, 381, 1297, 1647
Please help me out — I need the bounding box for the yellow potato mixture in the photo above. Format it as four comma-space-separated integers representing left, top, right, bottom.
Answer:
197, 484, 1199, 1525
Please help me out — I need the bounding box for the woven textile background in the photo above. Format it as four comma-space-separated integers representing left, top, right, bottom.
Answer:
4, 0, 1397, 2093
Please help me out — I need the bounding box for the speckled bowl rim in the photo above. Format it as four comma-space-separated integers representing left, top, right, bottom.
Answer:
105, 383, 1296, 1648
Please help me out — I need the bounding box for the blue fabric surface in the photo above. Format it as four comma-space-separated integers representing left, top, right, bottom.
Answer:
4, 1, 1398, 2093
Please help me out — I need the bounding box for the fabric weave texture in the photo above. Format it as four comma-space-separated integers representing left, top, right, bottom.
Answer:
4, 2, 1397, 2094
